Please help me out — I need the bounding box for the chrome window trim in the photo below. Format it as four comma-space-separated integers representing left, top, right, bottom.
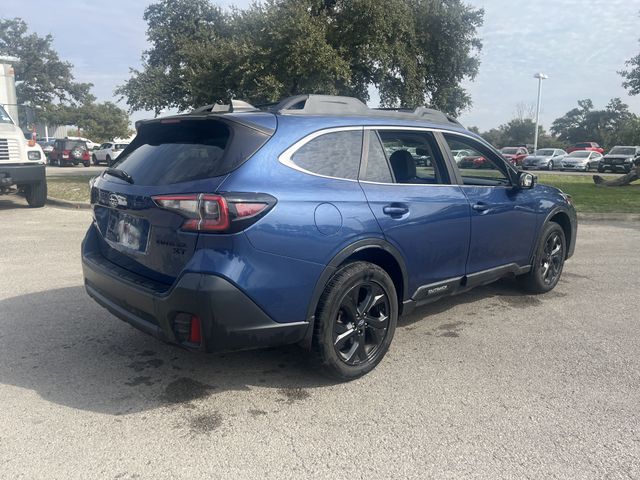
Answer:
277, 124, 516, 187
278, 126, 363, 183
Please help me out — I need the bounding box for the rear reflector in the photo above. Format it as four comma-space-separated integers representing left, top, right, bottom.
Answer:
235, 202, 268, 218
188, 315, 202, 344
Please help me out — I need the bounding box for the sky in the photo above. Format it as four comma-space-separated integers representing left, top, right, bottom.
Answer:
2, 0, 640, 130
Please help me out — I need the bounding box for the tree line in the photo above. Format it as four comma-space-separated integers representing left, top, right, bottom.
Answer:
472, 97, 640, 151
0, 18, 131, 142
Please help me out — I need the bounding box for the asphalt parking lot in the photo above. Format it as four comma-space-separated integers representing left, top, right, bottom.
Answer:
1, 196, 639, 479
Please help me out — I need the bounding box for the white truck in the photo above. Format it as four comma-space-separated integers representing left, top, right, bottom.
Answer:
0, 56, 47, 207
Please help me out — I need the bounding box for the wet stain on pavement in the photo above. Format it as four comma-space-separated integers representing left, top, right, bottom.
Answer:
127, 359, 164, 372
278, 388, 311, 404
436, 321, 466, 338
162, 377, 216, 404
499, 295, 542, 308
125, 376, 155, 387
188, 412, 222, 434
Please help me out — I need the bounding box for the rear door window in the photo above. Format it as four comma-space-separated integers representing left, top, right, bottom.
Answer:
113, 118, 271, 186
375, 130, 450, 184
290, 130, 362, 180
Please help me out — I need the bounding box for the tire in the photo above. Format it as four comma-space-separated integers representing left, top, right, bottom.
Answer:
311, 261, 398, 380
597, 165, 604, 173
83, 161, 90, 167
58, 159, 65, 167
548, 160, 554, 171
518, 222, 566, 294
106, 155, 111, 167
25, 181, 47, 208
92, 154, 99, 166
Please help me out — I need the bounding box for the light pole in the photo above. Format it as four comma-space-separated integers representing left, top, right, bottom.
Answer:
533, 72, 548, 153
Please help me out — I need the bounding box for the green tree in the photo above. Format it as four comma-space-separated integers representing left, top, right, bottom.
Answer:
117, 0, 484, 116
0, 18, 94, 121
620, 12, 640, 96
74, 102, 131, 142
551, 98, 637, 149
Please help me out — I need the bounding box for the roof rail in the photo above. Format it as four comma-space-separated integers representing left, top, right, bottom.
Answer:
274, 94, 369, 115
191, 99, 260, 114
190, 94, 462, 127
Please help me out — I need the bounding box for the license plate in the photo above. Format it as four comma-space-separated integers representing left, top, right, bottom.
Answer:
105, 211, 150, 254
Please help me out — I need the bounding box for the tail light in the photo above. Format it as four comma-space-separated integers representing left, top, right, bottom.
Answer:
152, 192, 276, 233
62, 149, 70, 159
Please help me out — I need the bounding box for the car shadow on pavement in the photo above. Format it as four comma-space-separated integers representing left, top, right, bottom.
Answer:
0, 280, 558, 416
0, 196, 29, 210
398, 276, 555, 329
0, 286, 336, 416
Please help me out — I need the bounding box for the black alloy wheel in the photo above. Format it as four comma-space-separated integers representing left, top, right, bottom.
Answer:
539, 231, 564, 286
518, 222, 566, 294
312, 261, 398, 380
333, 281, 390, 366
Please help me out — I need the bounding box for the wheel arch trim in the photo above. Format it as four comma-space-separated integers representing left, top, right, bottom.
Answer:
301, 238, 409, 348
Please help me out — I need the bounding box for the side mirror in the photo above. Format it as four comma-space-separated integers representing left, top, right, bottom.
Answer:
518, 171, 536, 189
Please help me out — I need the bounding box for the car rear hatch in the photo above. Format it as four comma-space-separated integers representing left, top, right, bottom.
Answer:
89, 114, 276, 285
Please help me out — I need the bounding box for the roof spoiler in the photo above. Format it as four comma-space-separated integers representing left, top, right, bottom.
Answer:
191, 99, 260, 114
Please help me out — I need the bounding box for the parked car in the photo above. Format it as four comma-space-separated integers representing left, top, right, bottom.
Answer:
49, 139, 91, 167
65, 136, 101, 150
560, 150, 602, 172
92, 142, 130, 166
566, 142, 604, 155
598, 146, 640, 173
522, 149, 567, 170
82, 94, 577, 380
36, 139, 54, 158
500, 146, 529, 166
458, 154, 490, 169
451, 149, 474, 164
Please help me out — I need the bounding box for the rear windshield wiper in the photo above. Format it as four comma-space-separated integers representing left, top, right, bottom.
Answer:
104, 168, 134, 184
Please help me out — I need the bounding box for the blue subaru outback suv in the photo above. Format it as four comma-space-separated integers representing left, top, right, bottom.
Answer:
82, 94, 577, 379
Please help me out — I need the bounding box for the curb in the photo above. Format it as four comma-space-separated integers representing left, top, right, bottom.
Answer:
46, 196, 91, 210
578, 213, 640, 222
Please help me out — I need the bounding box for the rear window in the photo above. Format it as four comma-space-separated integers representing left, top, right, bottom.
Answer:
575, 142, 594, 148
609, 147, 636, 155
500, 148, 518, 154
63, 140, 87, 150
113, 118, 271, 186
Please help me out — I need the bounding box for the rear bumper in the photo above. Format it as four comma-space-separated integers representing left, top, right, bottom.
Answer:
82, 231, 308, 353
0, 163, 45, 186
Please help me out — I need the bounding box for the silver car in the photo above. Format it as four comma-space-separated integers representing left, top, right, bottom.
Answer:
560, 150, 603, 172
522, 148, 567, 170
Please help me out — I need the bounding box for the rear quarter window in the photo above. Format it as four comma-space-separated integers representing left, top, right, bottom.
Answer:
289, 130, 363, 180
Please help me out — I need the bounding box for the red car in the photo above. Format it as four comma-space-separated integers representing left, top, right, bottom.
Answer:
48, 139, 91, 167
500, 146, 529, 166
566, 142, 604, 155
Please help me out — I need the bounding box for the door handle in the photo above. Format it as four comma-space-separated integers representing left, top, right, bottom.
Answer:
472, 202, 489, 212
383, 205, 409, 217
